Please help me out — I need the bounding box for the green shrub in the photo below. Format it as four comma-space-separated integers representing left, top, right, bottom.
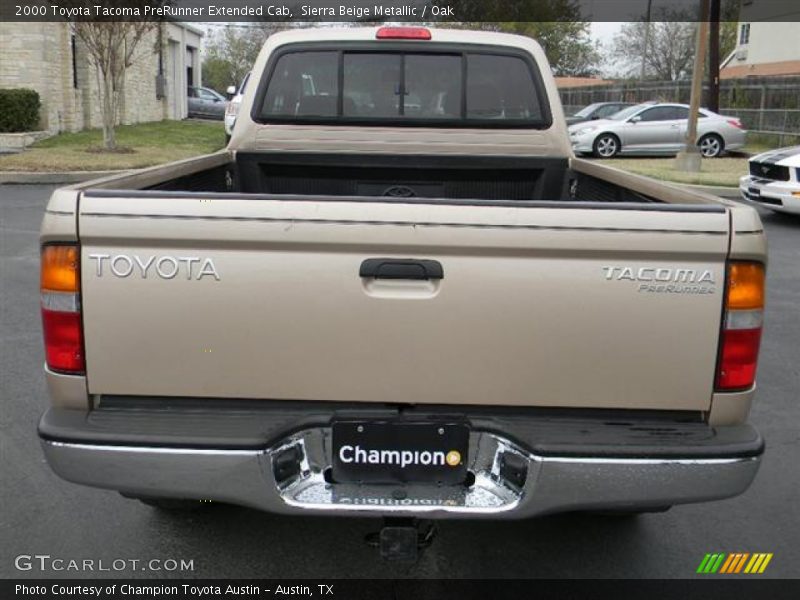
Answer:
0, 88, 41, 132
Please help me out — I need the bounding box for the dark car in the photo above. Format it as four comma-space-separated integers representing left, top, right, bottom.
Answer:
565, 102, 634, 126
187, 86, 228, 120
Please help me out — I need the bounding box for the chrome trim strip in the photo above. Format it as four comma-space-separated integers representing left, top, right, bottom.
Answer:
44, 441, 260, 456
541, 456, 748, 465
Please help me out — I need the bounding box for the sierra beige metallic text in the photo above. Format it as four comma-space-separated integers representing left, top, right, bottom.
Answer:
39, 28, 766, 527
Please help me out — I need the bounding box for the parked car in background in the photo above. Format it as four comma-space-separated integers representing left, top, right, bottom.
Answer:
565, 102, 634, 126
740, 145, 800, 214
569, 102, 747, 158
188, 86, 228, 120
225, 72, 251, 142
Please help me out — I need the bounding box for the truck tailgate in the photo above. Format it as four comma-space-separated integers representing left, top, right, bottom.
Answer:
78, 193, 729, 411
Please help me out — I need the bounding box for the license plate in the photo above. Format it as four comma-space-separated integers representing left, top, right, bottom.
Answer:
332, 421, 469, 484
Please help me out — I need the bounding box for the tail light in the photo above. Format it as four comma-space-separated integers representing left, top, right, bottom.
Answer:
376, 27, 431, 40
41, 244, 84, 374
716, 262, 765, 391
727, 119, 744, 129
225, 100, 239, 117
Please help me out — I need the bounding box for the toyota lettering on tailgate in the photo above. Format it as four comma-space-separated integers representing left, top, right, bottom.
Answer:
88, 254, 220, 281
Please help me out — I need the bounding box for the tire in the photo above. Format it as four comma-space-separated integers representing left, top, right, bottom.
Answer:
698, 133, 724, 158
593, 133, 621, 158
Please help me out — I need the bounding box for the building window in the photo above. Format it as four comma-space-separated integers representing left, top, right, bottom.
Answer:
739, 23, 750, 45
71, 34, 78, 88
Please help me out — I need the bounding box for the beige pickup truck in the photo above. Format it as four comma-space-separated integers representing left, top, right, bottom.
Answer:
39, 28, 766, 528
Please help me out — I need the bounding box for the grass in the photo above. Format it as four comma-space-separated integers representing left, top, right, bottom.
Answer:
598, 156, 748, 187
0, 120, 226, 172
744, 133, 800, 156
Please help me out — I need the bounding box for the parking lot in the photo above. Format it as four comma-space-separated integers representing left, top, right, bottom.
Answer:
1, 184, 798, 579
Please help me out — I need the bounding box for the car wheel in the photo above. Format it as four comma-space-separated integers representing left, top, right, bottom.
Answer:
698, 133, 724, 158
593, 134, 620, 158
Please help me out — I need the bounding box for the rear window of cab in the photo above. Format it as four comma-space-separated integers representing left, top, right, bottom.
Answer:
254, 48, 552, 128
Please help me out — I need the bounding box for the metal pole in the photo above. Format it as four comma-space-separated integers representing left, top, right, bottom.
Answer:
675, 0, 710, 172
708, 0, 720, 112
640, 0, 654, 81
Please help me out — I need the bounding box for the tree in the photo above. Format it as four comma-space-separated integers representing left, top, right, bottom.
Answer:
719, 0, 741, 61
493, 22, 600, 77
719, 21, 738, 61
610, 13, 697, 81
66, 1, 166, 149
201, 57, 237, 95
202, 25, 282, 94
447, 0, 600, 76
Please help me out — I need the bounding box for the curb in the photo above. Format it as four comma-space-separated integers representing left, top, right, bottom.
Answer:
680, 183, 741, 199
0, 170, 129, 185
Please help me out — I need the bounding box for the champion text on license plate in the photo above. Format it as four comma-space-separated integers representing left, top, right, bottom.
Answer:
332, 421, 469, 485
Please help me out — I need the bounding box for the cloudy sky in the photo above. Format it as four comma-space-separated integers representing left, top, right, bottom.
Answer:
591, 21, 623, 45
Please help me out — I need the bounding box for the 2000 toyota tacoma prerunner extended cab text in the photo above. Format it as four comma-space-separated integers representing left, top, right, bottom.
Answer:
39, 29, 766, 531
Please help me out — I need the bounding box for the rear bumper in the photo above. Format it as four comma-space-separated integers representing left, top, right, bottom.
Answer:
39, 403, 764, 519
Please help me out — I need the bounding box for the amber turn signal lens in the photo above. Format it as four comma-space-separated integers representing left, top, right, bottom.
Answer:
727, 262, 765, 310
41, 245, 79, 292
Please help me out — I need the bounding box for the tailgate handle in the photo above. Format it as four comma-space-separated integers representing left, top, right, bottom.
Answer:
360, 258, 444, 281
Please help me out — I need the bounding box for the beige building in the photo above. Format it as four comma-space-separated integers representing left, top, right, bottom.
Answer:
721, 4, 800, 79
0, 21, 203, 133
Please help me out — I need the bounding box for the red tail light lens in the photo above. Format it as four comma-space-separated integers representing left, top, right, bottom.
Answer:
376, 27, 432, 40
41, 245, 84, 374
42, 309, 84, 372
717, 328, 762, 390
716, 262, 765, 392
727, 119, 744, 129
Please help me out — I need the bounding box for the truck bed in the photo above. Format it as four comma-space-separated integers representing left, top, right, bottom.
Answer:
80, 150, 709, 206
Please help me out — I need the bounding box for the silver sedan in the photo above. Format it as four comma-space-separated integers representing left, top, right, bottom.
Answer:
569, 103, 747, 158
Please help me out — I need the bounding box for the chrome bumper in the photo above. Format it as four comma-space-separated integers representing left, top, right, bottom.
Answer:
41, 427, 761, 519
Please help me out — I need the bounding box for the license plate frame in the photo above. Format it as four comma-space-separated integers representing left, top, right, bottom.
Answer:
331, 421, 469, 485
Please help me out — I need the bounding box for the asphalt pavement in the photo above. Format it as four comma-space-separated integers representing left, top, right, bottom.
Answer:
1, 185, 798, 579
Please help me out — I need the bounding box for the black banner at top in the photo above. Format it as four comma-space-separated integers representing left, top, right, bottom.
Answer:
1, 0, 800, 23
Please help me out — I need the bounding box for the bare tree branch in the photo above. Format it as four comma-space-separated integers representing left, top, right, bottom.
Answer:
57, 1, 166, 149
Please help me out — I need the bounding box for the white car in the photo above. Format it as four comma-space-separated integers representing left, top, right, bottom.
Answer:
225, 72, 251, 143
740, 145, 800, 214
568, 102, 747, 158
